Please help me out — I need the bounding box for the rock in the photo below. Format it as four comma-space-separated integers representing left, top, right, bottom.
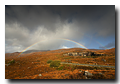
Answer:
102, 59, 106, 62
38, 74, 42, 76
28, 67, 30, 69
5, 64, 10, 66
84, 71, 93, 76
99, 73, 103, 75
84, 71, 88, 76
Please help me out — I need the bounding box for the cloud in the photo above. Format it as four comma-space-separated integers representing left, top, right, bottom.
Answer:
5, 5, 115, 53
5, 5, 115, 36
5, 22, 84, 53
60, 45, 70, 49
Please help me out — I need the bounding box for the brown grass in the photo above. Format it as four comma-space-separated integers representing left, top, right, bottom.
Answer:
5, 48, 115, 79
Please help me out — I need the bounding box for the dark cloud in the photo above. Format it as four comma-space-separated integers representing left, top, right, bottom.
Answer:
5, 5, 115, 34
5, 5, 115, 53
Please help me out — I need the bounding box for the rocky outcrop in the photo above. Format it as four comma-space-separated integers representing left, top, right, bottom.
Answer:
63, 52, 106, 56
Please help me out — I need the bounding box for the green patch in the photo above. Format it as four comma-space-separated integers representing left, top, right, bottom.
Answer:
50, 60, 61, 67
8, 59, 15, 64
57, 66, 64, 70
67, 65, 70, 67
47, 60, 53, 64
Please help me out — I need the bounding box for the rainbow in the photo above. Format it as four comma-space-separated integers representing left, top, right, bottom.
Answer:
17, 40, 46, 57
95, 41, 107, 49
17, 38, 88, 57
58, 38, 88, 49
84, 35, 107, 49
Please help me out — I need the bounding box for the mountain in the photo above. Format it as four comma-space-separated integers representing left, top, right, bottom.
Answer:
89, 49, 105, 51
22, 50, 50, 54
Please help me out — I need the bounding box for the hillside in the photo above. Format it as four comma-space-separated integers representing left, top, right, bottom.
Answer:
22, 50, 50, 54
5, 48, 115, 79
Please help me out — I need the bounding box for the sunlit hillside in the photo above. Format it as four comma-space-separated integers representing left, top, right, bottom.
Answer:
5, 48, 115, 79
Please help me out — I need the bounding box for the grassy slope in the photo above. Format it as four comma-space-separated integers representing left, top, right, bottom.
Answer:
5, 48, 115, 79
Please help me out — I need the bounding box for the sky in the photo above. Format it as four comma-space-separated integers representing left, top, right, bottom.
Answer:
5, 5, 115, 53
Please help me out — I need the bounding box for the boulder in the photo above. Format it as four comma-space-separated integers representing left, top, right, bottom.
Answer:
28, 67, 30, 69
5, 64, 10, 66
68, 53, 73, 56
102, 59, 106, 62
38, 74, 42, 76
84, 71, 93, 76
98, 73, 103, 75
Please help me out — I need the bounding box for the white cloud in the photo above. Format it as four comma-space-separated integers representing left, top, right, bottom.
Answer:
5, 21, 85, 53
60, 45, 70, 49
